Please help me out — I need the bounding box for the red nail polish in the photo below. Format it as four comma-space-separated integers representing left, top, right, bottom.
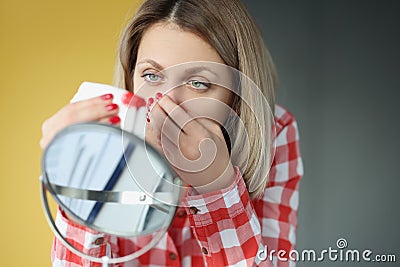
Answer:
122, 92, 146, 108
122, 92, 133, 105
155, 92, 163, 100
101, 94, 113, 100
106, 103, 118, 111
148, 97, 154, 106
109, 116, 121, 124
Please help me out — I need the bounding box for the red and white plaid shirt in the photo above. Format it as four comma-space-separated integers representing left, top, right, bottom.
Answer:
51, 104, 303, 267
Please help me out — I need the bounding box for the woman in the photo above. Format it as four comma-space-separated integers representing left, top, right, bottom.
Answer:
42, 0, 303, 266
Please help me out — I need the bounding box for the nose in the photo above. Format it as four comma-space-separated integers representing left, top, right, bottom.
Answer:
163, 84, 185, 104
164, 88, 177, 102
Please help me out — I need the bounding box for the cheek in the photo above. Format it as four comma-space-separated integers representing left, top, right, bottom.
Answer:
132, 73, 156, 99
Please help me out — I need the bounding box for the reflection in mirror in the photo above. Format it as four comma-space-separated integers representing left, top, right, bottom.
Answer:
40, 123, 181, 264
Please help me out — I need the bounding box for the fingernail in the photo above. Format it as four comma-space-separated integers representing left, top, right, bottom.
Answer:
106, 103, 118, 111
122, 92, 146, 108
101, 94, 113, 100
122, 92, 133, 105
132, 96, 146, 108
148, 97, 154, 106
109, 116, 121, 124
155, 92, 163, 100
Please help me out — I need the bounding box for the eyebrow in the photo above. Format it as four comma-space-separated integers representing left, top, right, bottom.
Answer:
183, 66, 218, 78
137, 59, 219, 78
136, 59, 165, 70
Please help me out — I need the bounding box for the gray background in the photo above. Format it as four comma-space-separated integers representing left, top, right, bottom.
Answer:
242, 0, 400, 266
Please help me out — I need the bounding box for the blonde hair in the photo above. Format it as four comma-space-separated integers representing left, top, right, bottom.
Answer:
114, 0, 278, 199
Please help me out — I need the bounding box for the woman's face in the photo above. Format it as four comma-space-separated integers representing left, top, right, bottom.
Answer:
133, 22, 234, 121
132, 23, 236, 187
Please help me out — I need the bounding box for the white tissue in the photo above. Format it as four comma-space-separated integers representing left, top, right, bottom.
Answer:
71, 82, 146, 139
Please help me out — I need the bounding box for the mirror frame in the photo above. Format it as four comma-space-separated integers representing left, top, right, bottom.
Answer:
40, 123, 180, 264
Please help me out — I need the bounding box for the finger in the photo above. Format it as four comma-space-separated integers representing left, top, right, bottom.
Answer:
40, 94, 118, 150
158, 96, 223, 140
148, 102, 169, 140
148, 102, 193, 161
153, 96, 220, 159
178, 97, 232, 138
157, 95, 201, 135
149, 101, 184, 146
194, 117, 225, 139
98, 115, 121, 126
159, 130, 179, 164
160, 130, 208, 174
69, 93, 115, 115
161, 127, 217, 174
144, 121, 160, 152
39, 136, 48, 150
65, 96, 119, 123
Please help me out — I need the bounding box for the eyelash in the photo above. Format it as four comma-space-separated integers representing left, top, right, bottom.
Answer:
141, 72, 163, 83
186, 80, 212, 91
140, 72, 212, 91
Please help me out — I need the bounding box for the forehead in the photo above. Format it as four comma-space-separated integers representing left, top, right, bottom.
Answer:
137, 22, 225, 68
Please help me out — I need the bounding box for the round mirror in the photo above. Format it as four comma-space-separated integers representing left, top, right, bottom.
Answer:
40, 123, 181, 265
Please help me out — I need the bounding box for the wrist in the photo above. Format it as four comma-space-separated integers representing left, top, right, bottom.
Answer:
192, 162, 236, 195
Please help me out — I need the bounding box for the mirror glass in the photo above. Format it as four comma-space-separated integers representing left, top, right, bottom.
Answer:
41, 123, 180, 240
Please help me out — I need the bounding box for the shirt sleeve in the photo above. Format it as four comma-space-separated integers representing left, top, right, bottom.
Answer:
181, 114, 303, 267
51, 208, 120, 267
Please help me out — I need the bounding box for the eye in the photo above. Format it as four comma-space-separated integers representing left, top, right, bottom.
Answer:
141, 72, 163, 84
187, 80, 211, 90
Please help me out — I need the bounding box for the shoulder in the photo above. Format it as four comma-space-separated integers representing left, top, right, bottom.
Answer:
274, 103, 298, 135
